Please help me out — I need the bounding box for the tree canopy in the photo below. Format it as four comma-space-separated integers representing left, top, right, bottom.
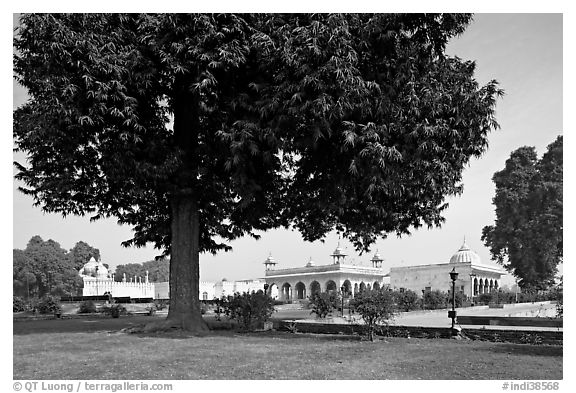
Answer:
13, 236, 89, 298
14, 14, 502, 330
482, 136, 563, 290
114, 259, 169, 282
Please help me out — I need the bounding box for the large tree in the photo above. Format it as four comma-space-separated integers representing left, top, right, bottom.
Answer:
13, 236, 83, 297
14, 14, 502, 331
69, 240, 101, 271
482, 136, 563, 290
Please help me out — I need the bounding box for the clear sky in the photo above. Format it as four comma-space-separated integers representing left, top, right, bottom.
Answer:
11, 13, 563, 286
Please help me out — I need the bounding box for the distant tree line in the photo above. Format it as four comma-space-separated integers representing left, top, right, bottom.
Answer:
113, 259, 169, 283
13, 236, 100, 298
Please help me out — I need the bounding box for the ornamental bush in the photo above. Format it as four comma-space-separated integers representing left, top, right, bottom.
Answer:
225, 291, 275, 331
309, 292, 339, 319
423, 290, 448, 309
13, 296, 28, 312
37, 295, 62, 315
78, 300, 98, 313
393, 289, 421, 312
350, 289, 397, 341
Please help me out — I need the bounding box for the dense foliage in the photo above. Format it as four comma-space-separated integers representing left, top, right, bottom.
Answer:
14, 14, 502, 330
113, 259, 169, 282
13, 236, 97, 298
351, 289, 397, 341
36, 295, 62, 315
482, 136, 563, 290
309, 292, 339, 318
423, 290, 448, 310
393, 289, 421, 312
224, 291, 275, 330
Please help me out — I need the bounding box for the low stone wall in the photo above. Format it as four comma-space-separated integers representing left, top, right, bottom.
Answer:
276, 320, 563, 345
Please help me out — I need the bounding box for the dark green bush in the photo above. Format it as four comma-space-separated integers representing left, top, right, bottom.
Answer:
350, 289, 397, 341
224, 291, 275, 330
423, 290, 447, 309
13, 296, 28, 312
393, 289, 421, 312
78, 300, 97, 313
309, 292, 338, 319
101, 304, 126, 318
37, 295, 62, 314
478, 293, 492, 305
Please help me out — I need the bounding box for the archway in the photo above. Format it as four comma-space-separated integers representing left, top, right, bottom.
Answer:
268, 283, 279, 300
483, 279, 489, 294
326, 280, 337, 293
354, 283, 359, 295
295, 282, 306, 300
489, 279, 494, 292
473, 278, 478, 296
367, 283, 372, 291
359, 282, 366, 293
373, 282, 380, 290
478, 278, 484, 294
281, 282, 292, 301
343, 280, 352, 295
310, 281, 321, 297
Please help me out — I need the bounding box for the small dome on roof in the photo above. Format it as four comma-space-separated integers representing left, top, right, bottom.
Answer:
450, 239, 481, 264
306, 257, 315, 267
264, 254, 276, 264
371, 250, 383, 261
331, 243, 347, 257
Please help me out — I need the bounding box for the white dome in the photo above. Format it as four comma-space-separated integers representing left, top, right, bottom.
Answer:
449, 240, 481, 264
306, 257, 315, 267
80, 257, 109, 278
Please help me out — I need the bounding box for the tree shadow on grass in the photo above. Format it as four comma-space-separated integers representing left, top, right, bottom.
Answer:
477, 343, 562, 357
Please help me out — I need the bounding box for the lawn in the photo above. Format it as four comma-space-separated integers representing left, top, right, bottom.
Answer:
13, 316, 562, 380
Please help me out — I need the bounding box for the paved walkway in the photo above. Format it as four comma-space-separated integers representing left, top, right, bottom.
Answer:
276, 301, 561, 332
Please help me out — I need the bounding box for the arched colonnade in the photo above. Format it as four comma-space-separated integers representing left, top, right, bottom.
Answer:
267, 278, 385, 301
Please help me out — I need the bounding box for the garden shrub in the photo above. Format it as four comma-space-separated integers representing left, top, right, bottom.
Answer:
37, 295, 62, 314
393, 289, 420, 312
423, 290, 447, 309
101, 304, 127, 318
309, 292, 338, 319
13, 296, 28, 312
225, 291, 275, 330
478, 293, 492, 305
350, 289, 397, 341
78, 300, 97, 313
153, 299, 168, 311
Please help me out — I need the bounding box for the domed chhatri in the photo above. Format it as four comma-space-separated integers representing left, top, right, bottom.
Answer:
449, 238, 481, 264
263, 252, 278, 271
79, 257, 109, 279
330, 242, 347, 264
306, 257, 315, 267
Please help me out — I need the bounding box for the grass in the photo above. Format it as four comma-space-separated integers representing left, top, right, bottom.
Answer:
13, 316, 562, 380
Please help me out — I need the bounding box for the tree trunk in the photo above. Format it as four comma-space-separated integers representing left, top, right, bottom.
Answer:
145, 193, 208, 332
